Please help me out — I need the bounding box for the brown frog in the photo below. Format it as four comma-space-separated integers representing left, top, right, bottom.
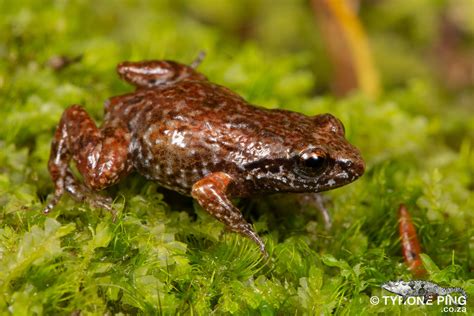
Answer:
44, 55, 365, 256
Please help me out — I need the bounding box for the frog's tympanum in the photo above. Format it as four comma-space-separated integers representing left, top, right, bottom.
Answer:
44, 56, 365, 256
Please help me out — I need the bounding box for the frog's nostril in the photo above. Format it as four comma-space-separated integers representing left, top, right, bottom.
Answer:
117, 62, 133, 76
117, 65, 126, 76
355, 159, 365, 177
340, 157, 365, 180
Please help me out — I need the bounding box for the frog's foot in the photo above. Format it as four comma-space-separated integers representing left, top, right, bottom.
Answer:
192, 172, 268, 258
64, 191, 116, 220
190, 51, 206, 69
44, 170, 117, 220
65, 175, 116, 220
299, 193, 332, 230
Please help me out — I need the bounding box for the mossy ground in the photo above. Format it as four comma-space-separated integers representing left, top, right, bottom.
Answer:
0, 1, 473, 314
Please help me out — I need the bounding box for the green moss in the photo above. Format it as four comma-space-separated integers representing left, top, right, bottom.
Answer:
0, 0, 473, 314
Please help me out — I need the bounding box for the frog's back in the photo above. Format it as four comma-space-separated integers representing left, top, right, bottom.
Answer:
121, 80, 314, 194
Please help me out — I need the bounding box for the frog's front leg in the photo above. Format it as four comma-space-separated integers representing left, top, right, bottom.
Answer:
44, 105, 131, 217
191, 172, 268, 257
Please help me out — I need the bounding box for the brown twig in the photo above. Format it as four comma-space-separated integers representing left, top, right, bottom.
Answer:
398, 204, 427, 277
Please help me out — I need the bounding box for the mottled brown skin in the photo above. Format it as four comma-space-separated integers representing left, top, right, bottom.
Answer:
44, 55, 365, 256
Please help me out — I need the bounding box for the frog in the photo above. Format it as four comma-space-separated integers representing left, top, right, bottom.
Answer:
43, 54, 365, 256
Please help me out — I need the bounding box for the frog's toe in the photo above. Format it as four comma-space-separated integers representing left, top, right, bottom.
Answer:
43, 189, 64, 214
239, 223, 268, 258
85, 194, 117, 218
68, 182, 116, 218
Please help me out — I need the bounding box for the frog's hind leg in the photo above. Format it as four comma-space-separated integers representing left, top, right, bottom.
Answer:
191, 172, 268, 257
44, 105, 131, 218
116, 53, 207, 89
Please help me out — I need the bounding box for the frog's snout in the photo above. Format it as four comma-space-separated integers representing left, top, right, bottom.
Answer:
352, 157, 365, 179
336, 150, 365, 182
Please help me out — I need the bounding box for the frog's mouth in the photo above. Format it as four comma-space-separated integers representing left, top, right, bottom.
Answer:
313, 159, 363, 192
335, 156, 365, 182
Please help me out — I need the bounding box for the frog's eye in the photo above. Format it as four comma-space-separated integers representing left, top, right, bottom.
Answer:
303, 155, 325, 170
297, 149, 328, 176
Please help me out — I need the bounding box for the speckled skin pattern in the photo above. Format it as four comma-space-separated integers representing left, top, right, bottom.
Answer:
44, 56, 365, 256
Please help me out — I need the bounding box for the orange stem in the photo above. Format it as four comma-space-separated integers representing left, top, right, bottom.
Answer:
398, 204, 427, 277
